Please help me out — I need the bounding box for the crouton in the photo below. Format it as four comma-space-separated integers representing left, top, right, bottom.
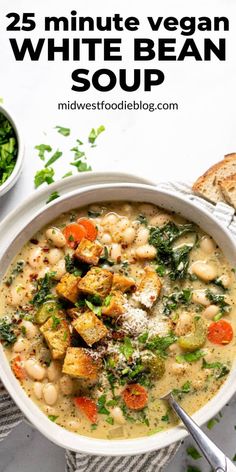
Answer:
56, 273, 81, 303
112, 273, 136, 293
72, 311, 108, 346
102, 291, 125, 318
75, 238, 103, 265
78, 267, 113, 299
134, 267, 162, 308
62, 347, 98, 380
40, 314, 70, 360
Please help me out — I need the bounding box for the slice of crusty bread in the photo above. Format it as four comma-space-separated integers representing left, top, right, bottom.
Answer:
192, 153, 236, 203
219, 173, 236, 209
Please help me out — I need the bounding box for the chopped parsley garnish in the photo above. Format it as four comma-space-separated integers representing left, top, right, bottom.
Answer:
119, 337, 134, 360
46, 191, 60, 204
176, 350, 205, 363
85, 300, 102, 317
145, 333, 177, 358
55, 126, 70, 137
186, 466, 201, 472
34, 167, 55, 188
138, 332, 149, 343
207, 417, 219, 430
71, 147, 85, 160
104, 294, 112, 307
45, 150, 62, 167
0, 112, 18, 186
48, 415, 58, 422
88, 125, 105, 145
0, 318, 17, 346
5, 260, 25, 286
91, 423, 98, 431
161, 414, 170, 422
70, 160, 92, 172
51, 314, 61, 330
35, 144, 52, 161
172, 381, 192, 399
97, 395, 109, 415
186, 446, 202, 460
62, 171, 73, 179
106, 416, 114, 425
155, 265, 166, 276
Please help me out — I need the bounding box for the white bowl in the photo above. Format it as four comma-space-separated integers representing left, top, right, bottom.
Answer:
0, 105, 24, 198
0, 182, 236, 456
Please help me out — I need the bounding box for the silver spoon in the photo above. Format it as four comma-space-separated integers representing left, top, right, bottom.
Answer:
161, 391, 236, 472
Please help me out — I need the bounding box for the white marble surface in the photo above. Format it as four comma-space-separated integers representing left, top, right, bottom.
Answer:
0, 0, 236, 470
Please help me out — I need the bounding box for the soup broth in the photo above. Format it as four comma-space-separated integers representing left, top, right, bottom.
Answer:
0, 201, 235, 439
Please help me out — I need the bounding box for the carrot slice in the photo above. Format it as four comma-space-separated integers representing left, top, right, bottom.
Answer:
74, 397, 98, 423
11, 355, 25, 381
63, 223, 86, 248
77, 219, 97, 241
207, 320, 233, 345
122, 384, 148, 410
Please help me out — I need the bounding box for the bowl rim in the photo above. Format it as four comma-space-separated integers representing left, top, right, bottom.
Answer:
0, 104, 24, 197
1, 181, 236, 456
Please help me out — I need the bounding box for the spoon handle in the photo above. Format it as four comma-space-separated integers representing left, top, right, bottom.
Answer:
165, 392, 235, 472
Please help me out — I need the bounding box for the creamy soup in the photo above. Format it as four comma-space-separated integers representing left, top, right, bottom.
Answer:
0, 201, 235, 440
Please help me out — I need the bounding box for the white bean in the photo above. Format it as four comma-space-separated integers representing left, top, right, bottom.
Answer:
101, 213, 118, 226
121, 203, 132, 215
192, 290, 210, 306
13, 337, 29, 353
200, 236, 216, 254
138, 203, 156, 216
25, 359, 46, 381
175, 313, 193, 336
21, 320, 38, 339
202, 305, 220, 320
170, 363, 189, 375
116, 218, 129, 232
48, 248, 64, 265
51, 259, 66, 280
101, 232, 112, 245
111, 407, 126, 425
43, 383, 58, 406
216, 274, 231, 289
8, 286, 29, 307
121, 227, 136, 245
47, 362, 61, 382
136, 244, 157, 260
33, 382, 43, 400
149, 213, 171, 227
135, 227, 149, 246
28, 247, 44, 269
46, 228, 66, 248
59, 375, 74, 395
191, 261, 217, 282
110, 243, 122, 262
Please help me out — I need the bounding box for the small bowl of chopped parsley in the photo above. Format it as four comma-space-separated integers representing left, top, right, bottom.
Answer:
0, 105, 24, 197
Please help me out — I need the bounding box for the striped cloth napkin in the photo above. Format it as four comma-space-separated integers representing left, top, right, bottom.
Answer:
0, 181, 235, 472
